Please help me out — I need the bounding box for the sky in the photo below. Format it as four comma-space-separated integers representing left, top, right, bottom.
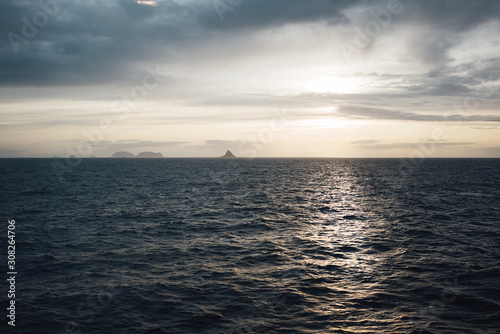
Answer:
1, 0, 499, 158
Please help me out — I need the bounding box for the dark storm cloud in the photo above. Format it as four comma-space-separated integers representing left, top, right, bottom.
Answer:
1, 0, 499, 86
341, 1, 500, 67
0, 0, 357, 86
198, 0, 353, 28
395, 0, 500, 65
0, 0, 194, 85
405, 0, 500, 32
398, 58, 500, 96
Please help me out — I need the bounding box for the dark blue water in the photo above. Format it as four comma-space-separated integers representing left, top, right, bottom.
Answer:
1, 158, 500, 333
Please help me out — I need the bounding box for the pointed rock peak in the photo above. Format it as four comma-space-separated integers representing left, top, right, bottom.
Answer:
221, 150, 236, 158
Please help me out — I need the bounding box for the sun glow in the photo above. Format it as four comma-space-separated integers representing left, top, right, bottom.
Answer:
306, 76, 362, 94
134, 0, 159, 6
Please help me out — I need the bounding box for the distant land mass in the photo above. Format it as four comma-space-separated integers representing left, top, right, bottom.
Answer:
111, 151, 164, 158
220, 150, 236, 158
111, 151, 135, 158
136, 151, 164, 158
110, 151, 234, 158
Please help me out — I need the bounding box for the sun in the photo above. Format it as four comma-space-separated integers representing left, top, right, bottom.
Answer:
306, 76, 361, 94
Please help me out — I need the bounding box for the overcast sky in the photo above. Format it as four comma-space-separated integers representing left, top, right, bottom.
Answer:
1, 0, 499, 157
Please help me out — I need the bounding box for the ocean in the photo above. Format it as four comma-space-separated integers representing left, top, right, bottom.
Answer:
1, 158, 499, 333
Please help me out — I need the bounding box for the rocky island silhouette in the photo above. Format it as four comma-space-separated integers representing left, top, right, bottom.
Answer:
110, 150, 236, 158
220, 150, 236, 158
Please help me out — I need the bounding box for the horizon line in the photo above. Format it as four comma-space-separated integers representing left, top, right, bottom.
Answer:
1, 156, 499, 159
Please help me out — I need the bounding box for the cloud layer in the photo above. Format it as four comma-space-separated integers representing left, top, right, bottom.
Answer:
1, 0, 499, 157
2, 0, 499, 86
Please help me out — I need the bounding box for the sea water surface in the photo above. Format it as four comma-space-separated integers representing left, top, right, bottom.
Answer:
1, 158, 500, 333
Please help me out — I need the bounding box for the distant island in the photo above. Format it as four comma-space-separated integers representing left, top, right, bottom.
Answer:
111, 151, 164, 158
111, 151, 135, 158
110, 150, 235, 158
220, 150, 236, 158
136, 151, 164, 158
